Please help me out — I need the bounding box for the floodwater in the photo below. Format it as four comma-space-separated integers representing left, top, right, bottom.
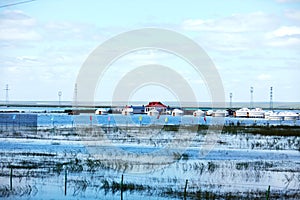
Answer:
0, 114, 299, 199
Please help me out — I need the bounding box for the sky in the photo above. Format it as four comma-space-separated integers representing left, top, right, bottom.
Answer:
0, 0, 300, 103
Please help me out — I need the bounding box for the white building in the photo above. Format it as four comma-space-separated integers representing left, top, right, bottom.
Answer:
249, 108, 265, 118
193, 109, 205, 117
235, 108, 250, 117
212, 110, 228, 117
122, 107, 133, 115
95, 108, 108, 115
171, 109, 184, 116
147, 109, 159, 117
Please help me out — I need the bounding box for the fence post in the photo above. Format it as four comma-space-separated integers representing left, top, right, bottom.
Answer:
10, 167, 13, 190
266, 185, 270, 200
120, 174, 124, 200
64, 168, 67, 196
184, 179, 188, 199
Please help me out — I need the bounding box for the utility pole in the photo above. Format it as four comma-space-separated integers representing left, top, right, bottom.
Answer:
4, 84, 9, 106
229, 92, 233, 108
58, 91, 62, 106
250, 86, 254, 109
270, 86, 273, 110
74, 83, 78, 107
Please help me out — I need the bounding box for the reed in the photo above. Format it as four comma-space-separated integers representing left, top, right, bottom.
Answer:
221, 125, 300, 136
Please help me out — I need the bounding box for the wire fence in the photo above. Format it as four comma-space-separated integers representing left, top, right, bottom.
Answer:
2, 168, 298, 200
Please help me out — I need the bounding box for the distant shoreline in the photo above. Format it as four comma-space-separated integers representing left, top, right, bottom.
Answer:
1, 101, 300, 110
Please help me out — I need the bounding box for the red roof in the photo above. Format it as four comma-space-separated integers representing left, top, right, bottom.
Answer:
145, 101, 167, 108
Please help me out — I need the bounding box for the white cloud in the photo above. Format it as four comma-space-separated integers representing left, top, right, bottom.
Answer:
1, 6, 299, 101
182, 12, 280, 52
0, 10, 103, 100
276, 0, 300, 3
265, 26, 300, 47
0, 10, 41, 41
267, 37, 300, 46
196, 32, 260, 51
44, 21, 96, 40
0, 10, 105, 43
182, 12, 278, 33
257, 74, 272, 81
285, 9, 300, 21
271, 26, 300, 37
0, 28, 41, 40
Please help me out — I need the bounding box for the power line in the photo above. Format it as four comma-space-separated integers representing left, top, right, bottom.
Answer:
0, 0, 36, 8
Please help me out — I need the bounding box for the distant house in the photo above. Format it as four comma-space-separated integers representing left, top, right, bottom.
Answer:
193, 109, 205, 117
145, 102, 168, 114
212, 110, 228, 117
147, 109, 159, 117
171, 108, 184, 116
234, 108, 250, 117
122, 106, 133, 115
95, 108, 108, 115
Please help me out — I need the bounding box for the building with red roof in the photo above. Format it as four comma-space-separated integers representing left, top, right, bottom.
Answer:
145, 101, 168, 114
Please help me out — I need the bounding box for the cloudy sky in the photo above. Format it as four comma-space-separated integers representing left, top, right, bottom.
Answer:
0, 0, 300, 103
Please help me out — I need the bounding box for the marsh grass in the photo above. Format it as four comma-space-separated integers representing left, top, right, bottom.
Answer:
69, 179, 89, 196
1, 123, 300, 199
1, 155, 299, 199
221, 125, 300, 136
163, 189, 299, 200
97, 178, 300, 200
235, 161, 274, 172
173, 152, 189, 161
0, 185, 37, 198
207, 161, 218, 173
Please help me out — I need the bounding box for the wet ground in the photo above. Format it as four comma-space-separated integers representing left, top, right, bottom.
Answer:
0, 122, 299, 199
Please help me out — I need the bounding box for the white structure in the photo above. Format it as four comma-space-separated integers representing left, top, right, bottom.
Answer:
171, 109, 184, 116
147, 109, 159, 117
212, 110, 228, 117
264, 111, 273, 119
235, 108, 250, 117
165, 110, 172, 115
280, 111, 298, 120
267, 112, 284, 121
193, 109, 205, 117
145, 102, 167, 114
95, 108, 108, 115
235, 108, 265, 118
122, 107, 133, 115
206, 110, 213, 116
249, 108, 265, 118
265, 111, 298, 121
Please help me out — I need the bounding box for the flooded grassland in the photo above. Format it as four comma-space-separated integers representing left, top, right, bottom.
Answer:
0, 115, 299, 199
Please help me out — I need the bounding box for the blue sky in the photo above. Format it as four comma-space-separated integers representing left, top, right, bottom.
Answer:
0, 0, 300, 103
